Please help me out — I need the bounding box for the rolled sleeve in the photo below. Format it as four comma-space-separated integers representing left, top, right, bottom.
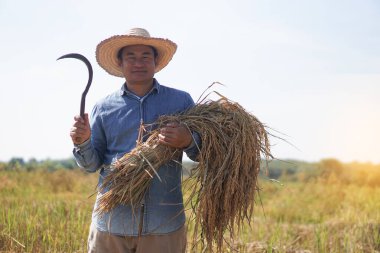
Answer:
72, 139, 100, 172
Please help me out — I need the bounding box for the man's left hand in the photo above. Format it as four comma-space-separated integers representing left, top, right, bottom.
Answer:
158, 122, 192, 149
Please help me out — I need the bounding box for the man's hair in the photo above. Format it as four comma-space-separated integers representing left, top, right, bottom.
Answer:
117, 46, 158, 60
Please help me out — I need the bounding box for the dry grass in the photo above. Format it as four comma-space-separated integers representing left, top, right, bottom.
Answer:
97, 93, 272, 252
2, 169, 380, 252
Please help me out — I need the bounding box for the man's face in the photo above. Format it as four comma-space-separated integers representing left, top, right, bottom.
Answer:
118, 45, 156, 85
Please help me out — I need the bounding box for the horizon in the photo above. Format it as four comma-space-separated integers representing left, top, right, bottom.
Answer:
1, 155, 379, 166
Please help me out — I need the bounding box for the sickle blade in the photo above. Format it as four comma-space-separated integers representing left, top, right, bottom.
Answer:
57, 53, 93, 118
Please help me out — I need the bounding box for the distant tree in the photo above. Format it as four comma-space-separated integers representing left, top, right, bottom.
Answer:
8, 157, 25, 170
57, 158, 78, 170
25, 158, 39, 171
319, 158, 344, 177
39, 159, 60, 171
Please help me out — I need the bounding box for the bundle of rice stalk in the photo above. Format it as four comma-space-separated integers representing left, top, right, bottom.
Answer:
96, 133, 180, 212
97, 94, 272, 252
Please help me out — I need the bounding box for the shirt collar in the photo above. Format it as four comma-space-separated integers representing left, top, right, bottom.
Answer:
120, 78, 160, 96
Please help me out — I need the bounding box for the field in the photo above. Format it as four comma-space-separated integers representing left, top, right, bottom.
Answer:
1, 161, 380, 252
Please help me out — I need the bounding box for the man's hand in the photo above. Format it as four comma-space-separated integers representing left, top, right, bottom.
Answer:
158, 122, 192, 149
70, 113, 91, 145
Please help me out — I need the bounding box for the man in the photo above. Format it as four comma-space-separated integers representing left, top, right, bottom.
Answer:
70, 28, 200, 253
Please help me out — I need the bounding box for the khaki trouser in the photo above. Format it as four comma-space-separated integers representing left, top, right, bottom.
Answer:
88, 224, 187, 253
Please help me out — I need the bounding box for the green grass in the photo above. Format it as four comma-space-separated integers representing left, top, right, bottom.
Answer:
1, 169, 380, 252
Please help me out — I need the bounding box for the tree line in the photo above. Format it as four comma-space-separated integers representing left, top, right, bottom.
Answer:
1, 157, 379, 186
0, 157, 79, 171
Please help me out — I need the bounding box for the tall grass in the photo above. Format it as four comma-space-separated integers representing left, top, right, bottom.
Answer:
0, 169, 97, 253
1, 165, 380, 252
246, 180, 380, 252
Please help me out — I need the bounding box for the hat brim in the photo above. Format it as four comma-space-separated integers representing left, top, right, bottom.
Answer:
96, 35, 177, 77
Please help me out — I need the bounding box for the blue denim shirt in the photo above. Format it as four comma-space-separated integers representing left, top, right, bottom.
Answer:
73, 79, 200, 236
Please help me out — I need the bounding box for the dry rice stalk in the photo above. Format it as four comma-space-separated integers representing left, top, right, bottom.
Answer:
97, 95, 272, 253
96, 134, 179, 213
175, 98, 272, 252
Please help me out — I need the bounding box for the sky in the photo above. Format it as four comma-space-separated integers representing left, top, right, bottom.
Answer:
0, 0, 379, 164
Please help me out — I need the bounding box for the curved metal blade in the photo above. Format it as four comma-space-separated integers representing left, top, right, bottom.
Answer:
57, 53, 93, 118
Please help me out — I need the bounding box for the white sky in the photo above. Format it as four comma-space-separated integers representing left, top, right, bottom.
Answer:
0, 0, 379, 163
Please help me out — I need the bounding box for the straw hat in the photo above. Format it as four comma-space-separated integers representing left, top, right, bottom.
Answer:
96, 28, 177, 77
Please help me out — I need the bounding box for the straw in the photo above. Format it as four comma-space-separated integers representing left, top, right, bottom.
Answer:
97, 95, 272, 252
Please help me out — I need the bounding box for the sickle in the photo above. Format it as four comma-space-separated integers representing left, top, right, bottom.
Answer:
57, 53, 93, 118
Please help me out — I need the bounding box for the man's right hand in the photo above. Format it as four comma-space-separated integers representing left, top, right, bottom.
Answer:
70, 113, 91, 145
